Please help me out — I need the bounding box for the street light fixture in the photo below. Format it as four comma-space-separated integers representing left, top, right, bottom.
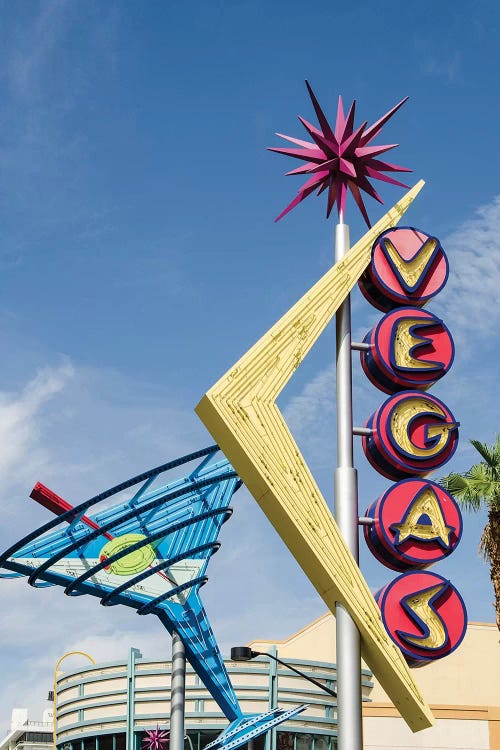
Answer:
230, 647, 337, 698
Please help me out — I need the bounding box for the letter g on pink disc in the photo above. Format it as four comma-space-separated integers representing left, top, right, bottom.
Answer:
362, 391, 459, 480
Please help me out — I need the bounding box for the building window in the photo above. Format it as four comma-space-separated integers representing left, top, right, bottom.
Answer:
277, 733, 336, 750
313, 737, 330, 750
277, 733, 294, 750
295, 734, 312, 750
23, 733, 53, 743
97, 736, 114, 750
198, 732, 220, 750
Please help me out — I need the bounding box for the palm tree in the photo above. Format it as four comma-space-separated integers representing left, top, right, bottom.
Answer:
439, 436, 500, 631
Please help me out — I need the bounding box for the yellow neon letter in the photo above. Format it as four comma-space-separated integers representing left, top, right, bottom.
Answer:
399, 583, 449, 650
389, 397, 458, 459
383, 236, 438, 291
392, 486, 453, 547
393, 318, 441, 371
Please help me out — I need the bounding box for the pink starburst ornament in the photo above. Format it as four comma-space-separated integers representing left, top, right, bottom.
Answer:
142, 727, 170, 750
269, 81, 412, 227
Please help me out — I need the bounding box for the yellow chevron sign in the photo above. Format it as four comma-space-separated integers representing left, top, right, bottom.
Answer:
196, 181, 434, 732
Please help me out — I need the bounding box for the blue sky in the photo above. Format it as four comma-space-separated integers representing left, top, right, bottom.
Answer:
0, 0, 499, 731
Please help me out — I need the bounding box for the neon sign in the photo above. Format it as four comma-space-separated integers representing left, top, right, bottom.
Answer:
360, 307, 454, 393
361, 226, 467, 666
0, 447, 306, 750
362, 391, 459, 480
364, 479, 462, 570
197, 184, 436, 731
359, 227, 449, 310
375, 571, 467, 666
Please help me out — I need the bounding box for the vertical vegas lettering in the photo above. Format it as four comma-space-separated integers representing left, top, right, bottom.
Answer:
359, 226, 467, 665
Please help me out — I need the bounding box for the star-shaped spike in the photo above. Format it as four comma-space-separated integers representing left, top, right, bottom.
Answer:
275, 132, 317, 149
343, 100, 356, 140
305, 80, 336, 142
360, 96, 409, 145
269, 82, 411, 226
142, 727, 170, 750
298, 115, 337, 154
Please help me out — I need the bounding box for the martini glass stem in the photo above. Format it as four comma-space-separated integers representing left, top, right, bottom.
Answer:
334, 219, 363, 750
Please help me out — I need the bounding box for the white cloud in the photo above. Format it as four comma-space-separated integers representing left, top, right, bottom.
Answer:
0, 578, 166, 733
282, 363, 336, 469
0, 358, 326, 735
0, 361, 203, 733
0, 363, 74, 498
436, 195, 500, 340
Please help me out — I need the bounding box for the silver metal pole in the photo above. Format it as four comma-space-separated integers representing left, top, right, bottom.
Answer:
170, 631, 187, 750
265, 646, 278, 750
334, 219, 363, 750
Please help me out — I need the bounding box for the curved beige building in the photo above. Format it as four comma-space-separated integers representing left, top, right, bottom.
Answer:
52, 616, 499, 750
250, 616, 499, 750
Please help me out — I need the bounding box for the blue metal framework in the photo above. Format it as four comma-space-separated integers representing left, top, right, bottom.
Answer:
0, 446, 305, 750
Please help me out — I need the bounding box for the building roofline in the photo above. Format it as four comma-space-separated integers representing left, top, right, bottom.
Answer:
247, 612, 496, 649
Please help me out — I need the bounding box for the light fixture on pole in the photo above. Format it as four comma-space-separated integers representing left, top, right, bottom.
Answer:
230, 647, 336, 698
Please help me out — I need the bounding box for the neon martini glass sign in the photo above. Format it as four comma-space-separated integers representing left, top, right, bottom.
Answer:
0, 447, 306, 750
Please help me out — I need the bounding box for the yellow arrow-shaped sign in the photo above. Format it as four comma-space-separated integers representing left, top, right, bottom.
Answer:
196, 181, 434, 732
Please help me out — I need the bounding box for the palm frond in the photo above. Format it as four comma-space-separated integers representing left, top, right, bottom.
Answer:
439, 472, 468, 494
466, 463, 497, 497
439, 471, 483, 511
471, 439, 499, 472
439, 436, 500, 516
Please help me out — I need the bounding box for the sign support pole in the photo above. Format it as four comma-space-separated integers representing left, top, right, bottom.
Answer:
170, 630, 187, 750
334, 218, 363, 750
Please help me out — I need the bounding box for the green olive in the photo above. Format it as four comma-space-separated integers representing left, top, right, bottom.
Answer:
99, 533, 156, 576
